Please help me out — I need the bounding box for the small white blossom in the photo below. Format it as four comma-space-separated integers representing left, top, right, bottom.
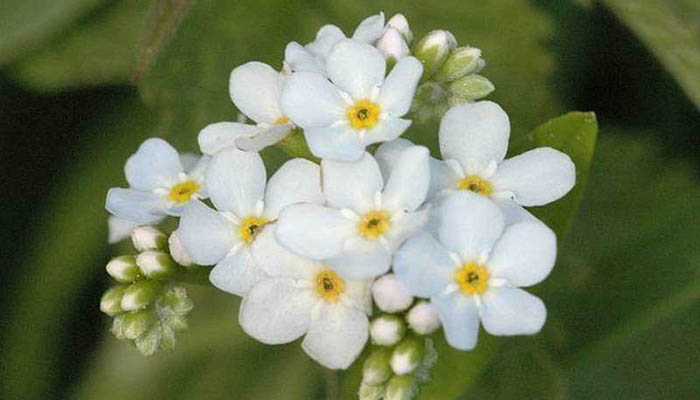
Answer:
198, 62, 294, 155
406, 302, 440, 335
239, 227, 372, 369
281, 39, 423, 161
369, 314, 406, 346
394, 192, 556, 350
276, 146, 430, 279
372, 273, 413, 313
105, 138, 210, 224
376, 101, 576, 223
176, 148, 324, 296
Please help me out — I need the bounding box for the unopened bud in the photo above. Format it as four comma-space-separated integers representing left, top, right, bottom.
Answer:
370, 314, 406, 346
121, 310, 153, 340
413, 30, 456, 79
407, 302, 441, 335
168, 232, 193, 266
449, 74, 495, 103
121, 280, 162, 311
434, 46, 483, 82
100, 285, 126, 316
385, 375, 417, 400
390, 337, 424, 375
362, 348, 392, 385
136, 251, 179, 279
131, 226, 167, 251
376, 28, 409, 64
387, 13, 412, 43
106, 255, 140, 283
372, 274, 413, 313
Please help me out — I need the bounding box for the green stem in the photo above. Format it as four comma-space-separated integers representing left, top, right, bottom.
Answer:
324, 368, 340, 400
172, 265, 214, 287
275, 128, 319, 162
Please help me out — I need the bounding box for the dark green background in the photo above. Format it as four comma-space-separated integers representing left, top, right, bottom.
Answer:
1, 0, 698, 399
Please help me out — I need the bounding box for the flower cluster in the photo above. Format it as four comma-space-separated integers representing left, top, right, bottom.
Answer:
102, 11, 576, 398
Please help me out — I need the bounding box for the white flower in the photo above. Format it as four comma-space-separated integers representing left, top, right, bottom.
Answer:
371, 273, 413, 313
281, 39, 423, 161
394, 192, 556, 350
198, 62, 294, 155
276, 146, 430, 279
176, 148, 324, 296
239, 227, 372, 369
105, 138, 210, 224
284, 12, 387, 74
376, 101, 576, 222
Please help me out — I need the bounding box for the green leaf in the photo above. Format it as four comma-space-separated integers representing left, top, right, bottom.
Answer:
0, 0, 107, 65
0, 98, 157, 400
599, 0, 700, 108
512, 112, 599, 237
8, 0, 149, 92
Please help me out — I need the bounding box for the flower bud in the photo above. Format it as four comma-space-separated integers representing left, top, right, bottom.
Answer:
120, 280, 162, 311
359, 382, 386, 400
136, 251, 180, 279
448, 74, 495, 103
387, 13, 412, 43
372, 274, 413, 313
131, 226, 167, 251
376, 28, 409, 64
370, 314, 406, 346
433, 46, 483, 82
121, 310, 153, 340
106, 255, 140, 283
412, 30, 456, 79
362, 348, 392, 385
168, 232, 193, 266
100, 285, 126, 316
385, 375, 417, 400
390, 337, 424, 375
407, 302, 441, 335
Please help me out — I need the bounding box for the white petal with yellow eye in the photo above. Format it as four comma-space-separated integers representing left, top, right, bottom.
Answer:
302, 302, 369, 369
250, 225, 317, 280
281, 72, 347, 128
325, 237, 392, 280
393, 232, 455, 298
177, 200, 236, 265
432, 290, 480, 350
304, 125, 365, 162
263, 158, 324, 220
229, 62, 283, 124
321, 152, 383, 213
326, 39, 385, 100
125, 138, 182, 191
276, 204, 355, 260
105, 188, 167, 224
487, 222, 556, 287
377, 56, 422, 116
479, 287, 546, 335
205, 147, 266, 217
209, 247, 266, 297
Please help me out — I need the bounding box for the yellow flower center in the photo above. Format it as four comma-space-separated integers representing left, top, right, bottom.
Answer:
358, 210, 391, 240
315, 269, 346, 302
168, 180, 199, 203
237, 216, 268, 244
274, 116, 290, 125
457, 175, 492, 196
455, 262, 489, 295
347, 100, 381, 130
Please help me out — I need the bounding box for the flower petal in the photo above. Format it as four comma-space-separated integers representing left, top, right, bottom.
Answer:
495, 200, 539, 225
250, 225, 317, 279
197, 122, 263, 155
105, 188, 167, 224
177, 200, 236, 265
351, 12, 385, 43
263, 158, 324, 220
491, 147, 576, 207
428, 159, 458, 199
205, 147, 266, 217
322, 152, 383, 213
302, 302, 369, 369
437, 191, 505, 260
304, 125, 365, 162
229, 62, 283, 124
487, 221, 556, 287
326, 237, 391, 280
393, 231, 455, 298
179, 153, 199, 172
235, 124, 292, 152
125, 138, 182, 191
363, 117, 411, 146
306, 24, 345, 61
107, 216, 139, 243
480, 287, 546, 335
384, 208, 429, 250
432, 290, 480, 350
342, 279, 373, 314
284, 41, 325, 74
375, 138, 414, 181
280, 71, 347, 128
438, 101, 510, 174
326, 39, 385, 100
209, 247, 266, 296
382, 145, 430, 212
377, 56, 423, 116
186, 155, 211, 183
276, 204, 355, 260
239, 278, 316, 344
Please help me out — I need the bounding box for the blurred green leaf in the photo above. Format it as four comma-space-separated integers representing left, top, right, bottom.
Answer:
0, 0, 106, 65
600, 0, 700, 108
8, 0, 149, 92
513, 112, 598, 236
0, 98, 157, 400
